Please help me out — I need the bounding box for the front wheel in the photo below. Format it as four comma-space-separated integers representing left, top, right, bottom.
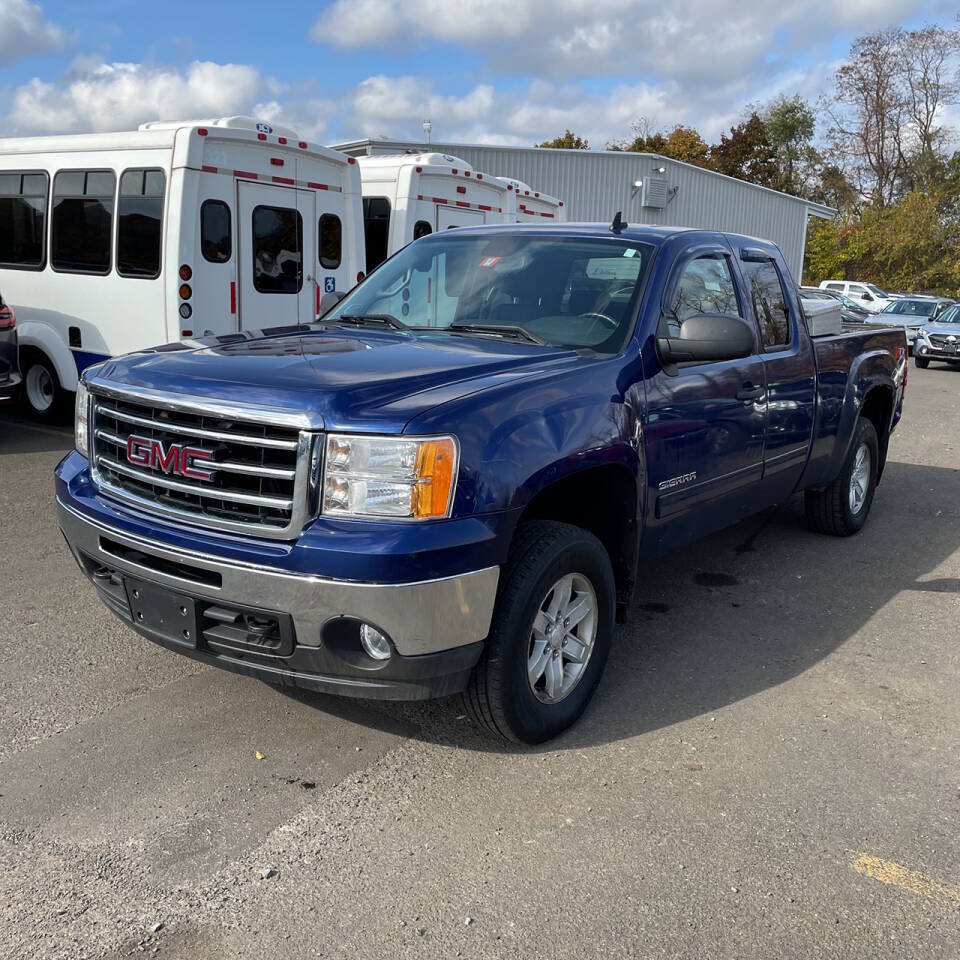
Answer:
915, 356, 930, 369
804, 417, 879, 537
462, 520, 615, 744
21, 352, 67, 421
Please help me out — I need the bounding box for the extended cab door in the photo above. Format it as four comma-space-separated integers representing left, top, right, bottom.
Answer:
643, 242, 768, 552
736, 248, 816, 503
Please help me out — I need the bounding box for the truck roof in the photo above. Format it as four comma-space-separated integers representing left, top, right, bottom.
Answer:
418, 220, 782, 253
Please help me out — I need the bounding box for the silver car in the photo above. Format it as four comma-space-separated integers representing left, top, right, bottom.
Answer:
873, 296, 955, 352
915, 304, 960, 368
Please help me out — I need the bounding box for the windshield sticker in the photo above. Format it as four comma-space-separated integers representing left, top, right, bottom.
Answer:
479, 257, 501, 268
623, 248, 638, 257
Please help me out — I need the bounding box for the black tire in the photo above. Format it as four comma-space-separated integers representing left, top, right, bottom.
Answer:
20, 350, 68, 422
804, 417, 879, 537
461, 520, 615, 744
915, 356, 930, 369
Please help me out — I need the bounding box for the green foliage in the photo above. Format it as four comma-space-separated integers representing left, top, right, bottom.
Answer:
537, 130, 589, 149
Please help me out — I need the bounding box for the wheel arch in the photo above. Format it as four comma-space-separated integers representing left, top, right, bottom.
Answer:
16, 321, 78, 393
513, 462, 640, 621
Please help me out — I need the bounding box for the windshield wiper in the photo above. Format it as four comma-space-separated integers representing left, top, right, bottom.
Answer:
335, 313, 408, 331
446, 322, 548, 345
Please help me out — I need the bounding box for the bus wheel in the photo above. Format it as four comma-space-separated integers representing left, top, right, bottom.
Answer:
21, 351, 67, 422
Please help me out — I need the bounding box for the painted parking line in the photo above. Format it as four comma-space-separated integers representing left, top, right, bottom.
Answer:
852, 854, 960, 907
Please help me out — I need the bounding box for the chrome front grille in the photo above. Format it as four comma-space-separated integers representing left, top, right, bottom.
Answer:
88, 385, 321, 539
929, 334, 958, 349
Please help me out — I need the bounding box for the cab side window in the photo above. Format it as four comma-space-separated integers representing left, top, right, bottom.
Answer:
666, 254, 740, 336
742, 258, 791, 349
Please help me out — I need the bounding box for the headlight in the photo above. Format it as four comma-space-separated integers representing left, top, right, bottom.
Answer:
322, 434, 458, 520
74, 381, 90, 457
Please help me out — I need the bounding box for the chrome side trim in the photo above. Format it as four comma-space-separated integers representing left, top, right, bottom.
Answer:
57, 497, 500, 656
85, 374, 326, 431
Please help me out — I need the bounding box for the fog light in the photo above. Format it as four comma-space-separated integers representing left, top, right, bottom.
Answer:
359, 623, 391, 660
920, 347, 927, 355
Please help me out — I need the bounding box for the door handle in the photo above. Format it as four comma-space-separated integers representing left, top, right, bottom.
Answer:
736, 384, 765, 402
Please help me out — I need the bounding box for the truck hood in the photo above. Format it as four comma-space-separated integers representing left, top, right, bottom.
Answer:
89, 325, 580, 432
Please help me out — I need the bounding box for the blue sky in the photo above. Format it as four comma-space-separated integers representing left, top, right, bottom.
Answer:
0, 0, 955, 146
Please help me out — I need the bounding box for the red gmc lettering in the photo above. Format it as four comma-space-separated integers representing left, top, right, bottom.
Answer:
125, 435, 214, 482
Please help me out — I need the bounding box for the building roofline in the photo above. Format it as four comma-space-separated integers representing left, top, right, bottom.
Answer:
332, 137, 837, 218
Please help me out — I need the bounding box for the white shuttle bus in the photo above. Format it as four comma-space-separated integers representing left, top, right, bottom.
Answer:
498, 178, 567, 223
356, 153, 514, 272
0, 117, 364, 418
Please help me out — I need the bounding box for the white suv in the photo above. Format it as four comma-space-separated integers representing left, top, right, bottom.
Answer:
819, 281, 895, 313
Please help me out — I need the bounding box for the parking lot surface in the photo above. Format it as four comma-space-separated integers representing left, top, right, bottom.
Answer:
1, 366, 959, 960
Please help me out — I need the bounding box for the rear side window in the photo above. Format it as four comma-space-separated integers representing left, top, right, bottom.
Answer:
117, 168, 165, 278
319, 213, 342, 269
825, 282, 844, 290
362, 197, 391, 272
666, 254, 741, 336
201, 200, 231, 263
743, 259, 791, 348
52, 169, 115, 274
252, 205, 302, 293
0, 171, 48, 269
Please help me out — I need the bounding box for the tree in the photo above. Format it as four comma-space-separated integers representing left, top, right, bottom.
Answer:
765, 95, 818, 195
708, 113, 777, 184
538, 130, 589, 149
610, 119, 710, 168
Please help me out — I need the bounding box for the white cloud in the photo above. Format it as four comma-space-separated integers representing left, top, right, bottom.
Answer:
345, 74, 675, 148
0, 0, 66, 61
314, 0, 928, 85
3, 59, 338, 141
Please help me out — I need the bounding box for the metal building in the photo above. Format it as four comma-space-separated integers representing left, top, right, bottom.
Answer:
333, 138, 835, 280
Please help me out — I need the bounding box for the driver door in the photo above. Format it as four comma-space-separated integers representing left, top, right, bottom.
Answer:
643, 245, 768, 553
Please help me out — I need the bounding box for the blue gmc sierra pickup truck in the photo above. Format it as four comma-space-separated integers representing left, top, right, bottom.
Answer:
56, 222, 907, 743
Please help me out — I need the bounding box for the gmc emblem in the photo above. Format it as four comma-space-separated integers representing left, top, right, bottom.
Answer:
126, 435, 215, 481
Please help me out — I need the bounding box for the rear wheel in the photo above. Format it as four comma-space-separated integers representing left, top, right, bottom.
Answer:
915, 356, 930, 369
462, 520, 615, 744
804, 418, 879, 537
21, 351, 67, 421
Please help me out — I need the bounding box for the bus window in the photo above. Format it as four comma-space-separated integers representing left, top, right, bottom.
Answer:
362, 197, 390, 271
319, 213, 342, 269
252, 205, 302, 294
52, 169, 115, 274
201, 200, 231, 263
0, 171, 48, 269
117, 168, 165, 278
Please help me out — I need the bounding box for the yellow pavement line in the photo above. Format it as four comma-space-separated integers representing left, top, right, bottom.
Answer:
852, 854, 960, 907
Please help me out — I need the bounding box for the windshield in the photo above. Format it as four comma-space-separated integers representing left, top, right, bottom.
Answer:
325, 233, 655, 352
882, 298, 938, 317
866, 284, 888, 298
933, 304, 960, 324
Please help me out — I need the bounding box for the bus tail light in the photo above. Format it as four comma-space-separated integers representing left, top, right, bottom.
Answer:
179, 264, 192, 281
357, 272, 365, 283
0, 303, 15, 330
179, 284, 192, 300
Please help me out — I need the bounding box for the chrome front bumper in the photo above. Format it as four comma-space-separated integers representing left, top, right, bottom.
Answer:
57, 497, 500, 658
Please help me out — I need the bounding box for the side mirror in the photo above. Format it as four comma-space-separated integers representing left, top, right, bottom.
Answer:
319, 290, 346, 316
862, 292, 873, 301
657, 313, 755, 364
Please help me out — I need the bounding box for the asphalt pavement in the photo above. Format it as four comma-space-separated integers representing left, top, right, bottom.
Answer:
1, 365, 958, 959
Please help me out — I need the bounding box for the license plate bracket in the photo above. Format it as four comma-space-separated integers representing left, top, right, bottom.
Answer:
124, 577, 199, 649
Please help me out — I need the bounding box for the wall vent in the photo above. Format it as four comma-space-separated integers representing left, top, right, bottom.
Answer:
641, 176, 669, 209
